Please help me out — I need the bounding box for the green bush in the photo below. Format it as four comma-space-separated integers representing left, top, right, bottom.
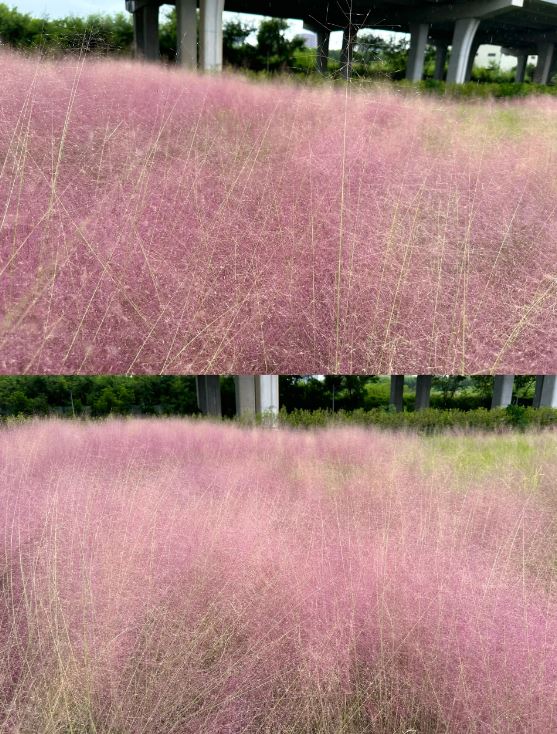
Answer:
277, 407, 557, 433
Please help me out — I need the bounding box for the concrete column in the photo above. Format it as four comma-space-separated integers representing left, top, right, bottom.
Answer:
533, 375, 544, 408
143, 3, 160, 61
534, 42, 555, 84
415, 375, 433, 411
176, 0, 197, 68
196, 376, 222, 417
390, 375, 404, 413
234, 376, 256, 417
537, 376, 557, 408
255, 376, 280, 424
515, 53, 527, 83
447, 18, 481, 84
340, 25, 358, 80
465, 40, 481, 82
491, 375, 514, 409
200, 0, 224, 72
434, 44, 448, 80
406, 23, 429, 82
133, 8, 146, 58
316, 29, 331, 74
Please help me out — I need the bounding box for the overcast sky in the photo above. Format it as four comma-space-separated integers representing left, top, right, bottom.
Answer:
10, 0, 355, 47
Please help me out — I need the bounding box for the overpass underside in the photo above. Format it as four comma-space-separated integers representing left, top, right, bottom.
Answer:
125, 0, 557, 82
195, 375, 557, 420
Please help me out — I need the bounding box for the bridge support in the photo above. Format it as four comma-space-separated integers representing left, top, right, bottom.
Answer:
255, 376, 280, 423
235, 376, 257, 417
196, 376, 222, 417
176, 0, 197, 68
534, 42, 555, 84
390, 375, 405, 413
235, 376, 279, 422
415, 375, 432, 411
515, 53, 528, 82
447, 18, 480, 84
491, 375, 514, 408
200, 0, 224, 71
465, 40, 481, 81
340, 25, 358, 80
316, 29, 331, 74
434, 43, 448, 80
534, 376, 557, 408
406, 23, 429, 82
133, 4, 160, 61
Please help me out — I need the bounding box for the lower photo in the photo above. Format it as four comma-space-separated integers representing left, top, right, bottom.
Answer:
1, 374, 556, 733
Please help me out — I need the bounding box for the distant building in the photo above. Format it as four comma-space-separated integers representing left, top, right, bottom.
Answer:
295, 32, 317, 49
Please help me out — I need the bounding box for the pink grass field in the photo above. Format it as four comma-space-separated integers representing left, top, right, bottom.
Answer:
1, 418, 557, 732
1, 52, 557, 374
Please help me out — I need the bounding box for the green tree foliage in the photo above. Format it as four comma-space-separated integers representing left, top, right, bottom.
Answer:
252, 18, 304, 72
0, 4, 133, 54
0, 376, 198, 418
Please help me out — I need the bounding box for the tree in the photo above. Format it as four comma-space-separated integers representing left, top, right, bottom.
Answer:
223, 19, 254, 67
253, 18, 304, 72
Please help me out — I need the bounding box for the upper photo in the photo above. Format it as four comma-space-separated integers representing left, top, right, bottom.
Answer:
1, 0, 557, 374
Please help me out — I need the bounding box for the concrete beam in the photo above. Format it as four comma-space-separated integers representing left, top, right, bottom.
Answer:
390, 375, 404, 413
434, 43, 448, 80
415, 375, 433, 411
196, 376, 222, 417
406, 23, 429, 82
200, 0, 224, 72
176, 0, 197, 68
447, 18, 481, 84
491, 375, 514, 409
407, 0, 523, 24
534, 41, 555, 83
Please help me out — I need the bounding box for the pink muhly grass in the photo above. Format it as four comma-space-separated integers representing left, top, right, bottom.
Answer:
1, 52, 557, 374
1, 418, 556, 732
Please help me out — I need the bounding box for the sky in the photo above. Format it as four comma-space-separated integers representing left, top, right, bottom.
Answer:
10, 0, 360, 50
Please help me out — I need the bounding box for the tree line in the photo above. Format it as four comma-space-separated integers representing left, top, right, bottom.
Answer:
0, 375, 538, 419
0, 5, 525, 82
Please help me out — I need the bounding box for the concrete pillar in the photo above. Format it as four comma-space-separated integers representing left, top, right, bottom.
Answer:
255, 376, 280, 424
196, 376, 221, 417
533, 375, 544, 408
406, 23, 429, 82
340, 25, 358, 80
447, 18, 480, 84
200, 0, 224, 72
534, 42, 555, 84
143, 3, 160, 61
133, 8, 146, 58
536, 376, 557, 408
515, 53, 527, 83
176, 0, 197, 68
234, 376, 256, 417
491, 375, 514, 409
434, 44, 448, 81
316, 28, 331, 74
415, 375, 433, 411
390, 375, 405, 413
465, 40, 481, 82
